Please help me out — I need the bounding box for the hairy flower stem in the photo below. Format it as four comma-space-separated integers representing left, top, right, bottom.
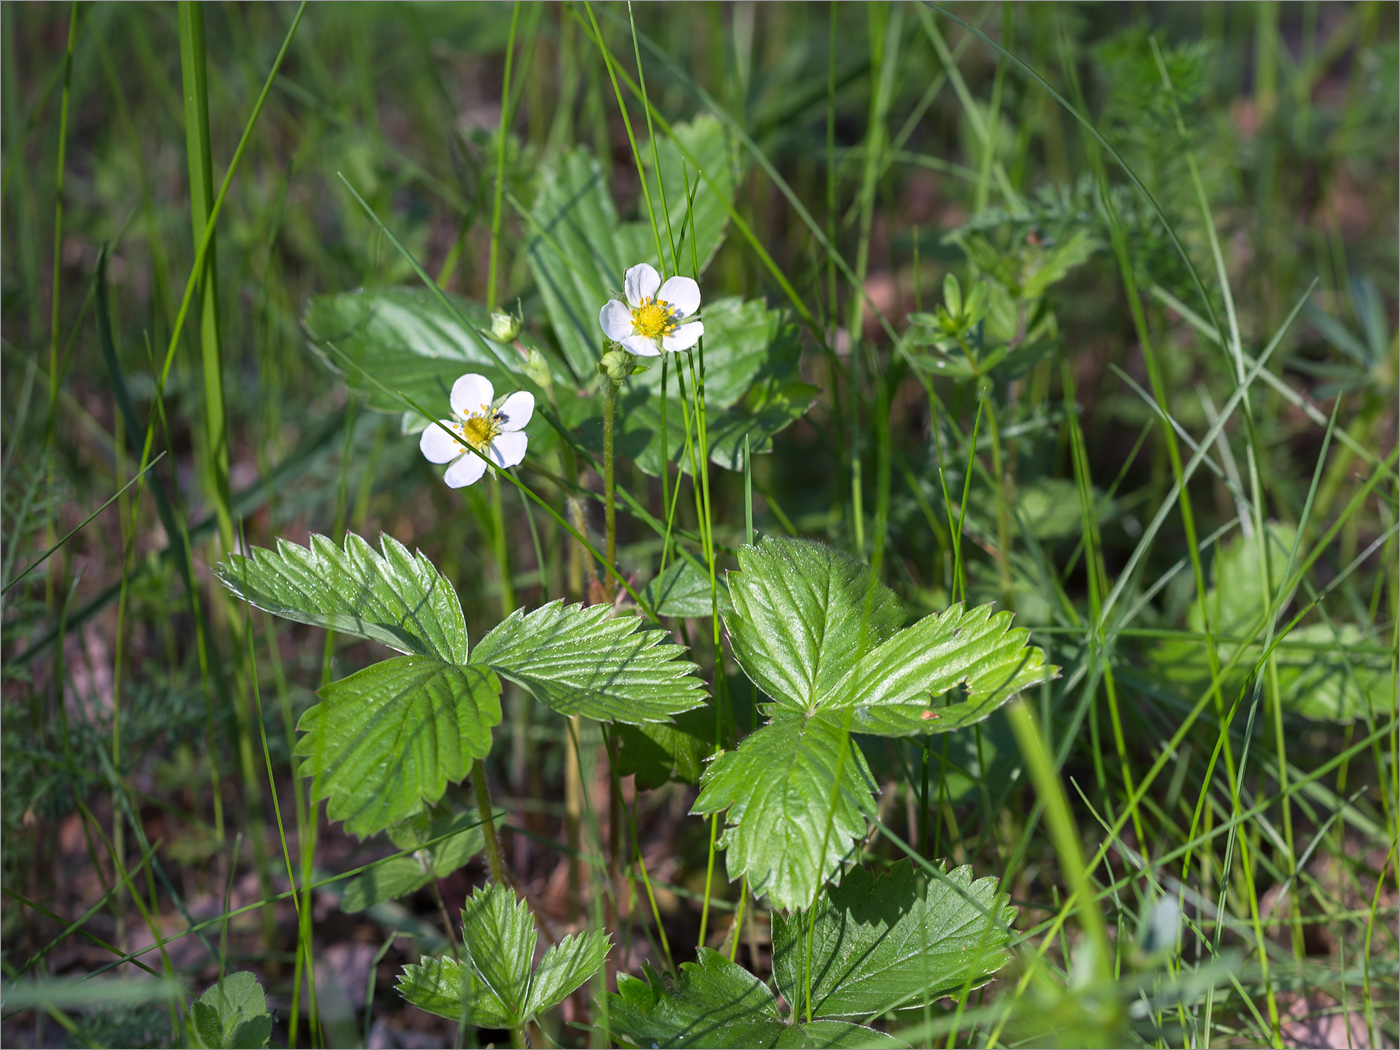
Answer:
471, 760, 507, 885
602, 379, 618, 598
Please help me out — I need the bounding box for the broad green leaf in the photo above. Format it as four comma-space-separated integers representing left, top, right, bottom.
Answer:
634, 115, 739, 278
724, 538, 905, 712
821, 602, 1058, 737
458, 881, 536, 1024
297, 658, 501, 838
642, 558, 730, 619
526, 148, 626, 379
1190, 524, 1298, 646
341, 811, 484, 912
302, 286, 565, 411
692, 710, 875, 910
471, 600, 707, 723
525, 929, 612, 1016
772, 860, 1015, 1020
217, 532, 466, 663
607, 950, 899, 1049
396, 955, 513, 1029
612, 705, 717, 790
608, 949, 785, 1048
190, 972, 273, 1050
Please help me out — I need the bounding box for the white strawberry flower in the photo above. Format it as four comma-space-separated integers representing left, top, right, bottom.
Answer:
598, 262, 703, 357
419, 373, 534, 488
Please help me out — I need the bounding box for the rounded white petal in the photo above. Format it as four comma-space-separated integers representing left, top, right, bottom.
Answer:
624, 263, 661, 308
495, 391, 535, 431
662, 321, 704, 353
450, 374, 494, 417
489, 430, 528, 469
600, 299, 634, 342
420, 420, 464, 464
658, 275, 701, 318
622, 333, 662, 357
443, 451, 488, 488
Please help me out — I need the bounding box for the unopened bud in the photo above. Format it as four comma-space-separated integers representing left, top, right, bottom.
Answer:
598, 347, 634, 384
490, 311, 521, 343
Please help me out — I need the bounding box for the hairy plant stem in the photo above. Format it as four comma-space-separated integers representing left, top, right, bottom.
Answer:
602, 379, 618, 598
471, 760, 507, 885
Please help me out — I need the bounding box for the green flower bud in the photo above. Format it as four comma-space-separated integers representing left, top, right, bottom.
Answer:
598, 347, 634, 384
490, 311, 521, 343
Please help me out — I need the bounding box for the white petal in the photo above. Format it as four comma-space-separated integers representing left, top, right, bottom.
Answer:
624, 263, 661, 308
662, 321, 703, 353
622, 333, 662, 357
495, 391, 535, 431
658, 275, 700, 318
420, 421, 464, 464
489, 430, 528, 469
443, 452, 488, 488
450, 374, 494, 417
600, 299, 634, 342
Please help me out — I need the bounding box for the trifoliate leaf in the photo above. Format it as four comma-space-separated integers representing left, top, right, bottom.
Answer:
302, 286, 565, 412
297, 658, 501, 838
190, 972, 273, 1050
724, 538, 905, 712
607, 950, 900, 1049
820, 602, 1058, 736
525, 929, 611, 1016
217, 532, 467, 663
341, 811, 485, 912
772, 860, 1015, 1020
458, 881, 537, 1024
471, 600, 706, 723
1274, 623, 1395, 723
397, 955, 512, 1029
692, 710, 875, 910
611, 705, 718, 790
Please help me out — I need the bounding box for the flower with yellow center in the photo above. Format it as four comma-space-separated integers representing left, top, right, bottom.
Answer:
419, 373, 534, 488
598, 262, 703, 357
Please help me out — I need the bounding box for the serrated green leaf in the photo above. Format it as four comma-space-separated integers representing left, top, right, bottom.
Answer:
302, 286, 565, 411
460, 881, 537, 1024
191, 972, 272, 1050
216, 532, 467, 663
297, 658, 501, 838
341, 811, 485, 912
608, 949, 786, 1048
396, 955, 513, 1029
821, 602, 1057, 737
773, 860, 1015, 1020
471, 600, 706, 723
612, 705, 717, 790
724, 539, 905, 712
642, 558, 730, 620
607, 950, 900, 1049
692, 710, 875, 910
525, 929, 611, 1016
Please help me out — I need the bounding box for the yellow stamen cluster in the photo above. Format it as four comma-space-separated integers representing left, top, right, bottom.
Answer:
630, 296, 677, 340
454, 403, 500, 452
